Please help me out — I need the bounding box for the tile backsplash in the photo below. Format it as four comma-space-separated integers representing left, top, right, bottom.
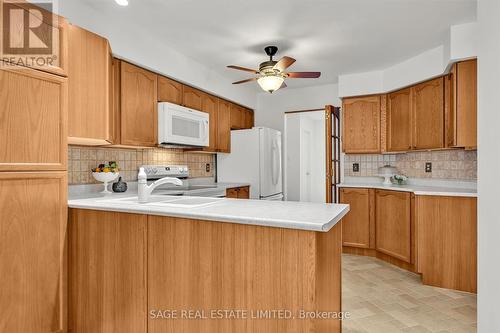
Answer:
68, 146, 215, 185
344, 150, 477, 180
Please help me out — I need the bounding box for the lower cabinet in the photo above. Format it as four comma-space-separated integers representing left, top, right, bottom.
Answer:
375, 190, 412, 263
339, 188, 374, 249
416, 195, 477, 293
226, 186, 250, 199
69, 209, 147, 333
0, 172, 67, 333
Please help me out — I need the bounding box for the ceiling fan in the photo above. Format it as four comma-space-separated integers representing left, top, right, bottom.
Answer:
227, 46, 321, 93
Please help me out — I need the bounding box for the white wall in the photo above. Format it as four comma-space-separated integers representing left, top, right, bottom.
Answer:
477, 0, 500, 331
285, 116, 301, 201
337, 22, 478, 97
255, 83, 340, 134
58, 0, 256, 108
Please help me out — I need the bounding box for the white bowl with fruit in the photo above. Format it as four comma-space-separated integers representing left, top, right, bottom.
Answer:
92, 162, 120, 193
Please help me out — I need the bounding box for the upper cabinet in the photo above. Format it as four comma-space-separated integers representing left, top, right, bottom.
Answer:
68, 25, 113, 146
342, 95, 381, 153
120, 62, 158, 147
387, 88, 412, 151
448, 59, 477, 149
217, 99, 231, 153
413, 77, 444, 150
182, 86, 203, 110
0, 1, 68, 76
0, 66, 67, 171
158, 76, 183, 104
201, 93, 218, 152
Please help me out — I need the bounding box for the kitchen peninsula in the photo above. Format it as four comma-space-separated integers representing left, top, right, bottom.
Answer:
68, 193, 349, 333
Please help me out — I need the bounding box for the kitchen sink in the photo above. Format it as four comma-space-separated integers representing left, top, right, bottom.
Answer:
102, 195, 222, 208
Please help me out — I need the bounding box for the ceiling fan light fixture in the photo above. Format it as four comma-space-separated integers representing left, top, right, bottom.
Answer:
257, 75, 284, 93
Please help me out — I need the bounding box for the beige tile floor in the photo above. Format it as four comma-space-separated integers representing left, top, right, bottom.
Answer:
342, 254, 477, 333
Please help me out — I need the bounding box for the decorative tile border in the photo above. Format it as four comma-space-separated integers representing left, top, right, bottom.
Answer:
68, 146, 215, 184
344, 150, 477, 180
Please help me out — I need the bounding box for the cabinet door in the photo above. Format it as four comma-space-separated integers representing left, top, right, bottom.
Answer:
339, 188, 373, 249
68, 24, 113, 145
416, 196, 477, 293
0, 172, 67, 333
120, 62, 158, 147
342, 96, 381, 153
69, 210, 147, 333
182, 86, 203, 110
375, 190, 411, 263
449, 59, 477, 148
217, 99, 231, 153
412, 77, 444, 149
230, 103, 244, 130
226, 188, 239, 198
387, 88, 412, 152
202, 93, 218, 152
244, 109, 254, 129
0, 66, 67, 171
0, 1, 68, 76
237, 186, 250, 199
157, 76, 183, 104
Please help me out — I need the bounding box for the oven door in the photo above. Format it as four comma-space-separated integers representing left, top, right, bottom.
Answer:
158, 102, 209, 147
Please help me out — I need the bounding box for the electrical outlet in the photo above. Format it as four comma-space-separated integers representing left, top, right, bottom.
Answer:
205, 163, 210, 173
425, 162, 432, 173
353, 163, 360, 172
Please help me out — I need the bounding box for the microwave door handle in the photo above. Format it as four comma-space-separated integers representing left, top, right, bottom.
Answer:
203, 120, 208, 140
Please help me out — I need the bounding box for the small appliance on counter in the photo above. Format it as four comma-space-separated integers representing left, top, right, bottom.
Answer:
377, 165, 398, 185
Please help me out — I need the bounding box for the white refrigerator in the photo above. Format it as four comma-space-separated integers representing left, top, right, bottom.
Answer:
217, 127, 283, 200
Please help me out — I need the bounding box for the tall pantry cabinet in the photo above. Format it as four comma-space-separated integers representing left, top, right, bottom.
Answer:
0, 4, 69, 333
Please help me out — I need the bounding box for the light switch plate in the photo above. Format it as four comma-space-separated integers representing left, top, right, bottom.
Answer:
353, 163, 360, 172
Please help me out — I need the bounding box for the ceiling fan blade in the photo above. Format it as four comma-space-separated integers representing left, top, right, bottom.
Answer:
227, 65, 259, 74
287, 72, 321, 78
232, 78, 258, 85
273, 56, 296, 72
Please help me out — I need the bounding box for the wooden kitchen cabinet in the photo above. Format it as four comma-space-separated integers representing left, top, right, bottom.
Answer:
416, 195, 477, 293
217, 99, 232, 153
157, 75, 183, 104
412, 77, 445, 149
202, 93, 219, 152
0, 172, 67, 333
230, 103, 246, 129
448, 59, 477, 149
244, 108, 255, 129
182, 85, 204, 110
0, 1, 68, 76
68, 24, 113, 146
226, 186, 250, 199
375, 190, 412, 263
339, 188, 374, 249
387, 88, 412, 152
120, 62, 158, 147
342, 95, 381, 153
0, 66, 67, 171
69, 210, 147, 333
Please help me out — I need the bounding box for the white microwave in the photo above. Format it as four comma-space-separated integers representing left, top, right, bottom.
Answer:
158, 102, 209, 147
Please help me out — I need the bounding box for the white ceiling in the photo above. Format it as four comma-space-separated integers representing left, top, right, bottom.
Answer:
80, 0, 476, 90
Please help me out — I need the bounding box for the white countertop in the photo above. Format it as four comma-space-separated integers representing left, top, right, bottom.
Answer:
68, 185, 350, 232
338, 181, 477, 197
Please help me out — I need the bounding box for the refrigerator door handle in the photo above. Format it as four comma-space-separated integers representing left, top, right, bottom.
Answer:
271, 138, 280, 185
